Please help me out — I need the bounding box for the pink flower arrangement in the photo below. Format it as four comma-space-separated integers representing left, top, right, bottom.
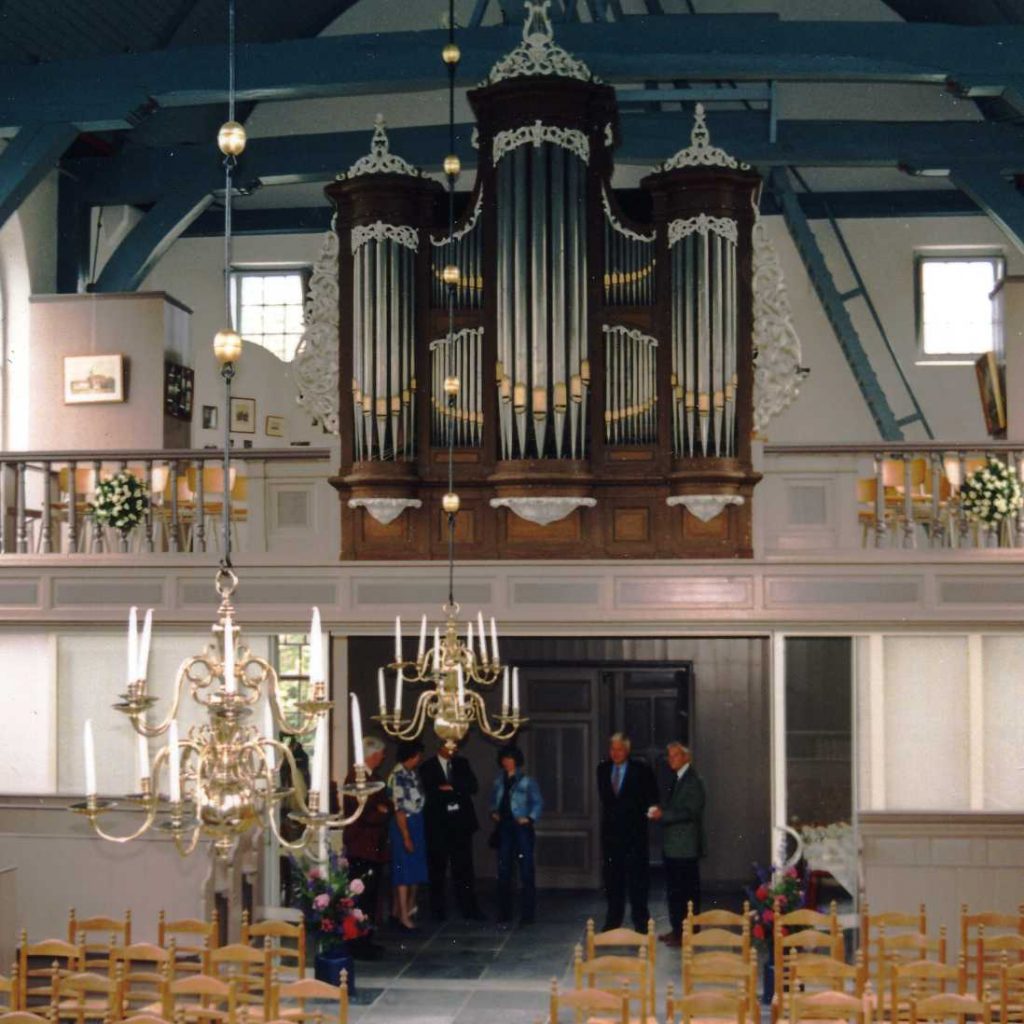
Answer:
349, 878, 365, 896
289, 849, 369, 947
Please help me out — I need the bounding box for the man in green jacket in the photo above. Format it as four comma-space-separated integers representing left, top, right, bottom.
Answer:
650, 741, 706, 947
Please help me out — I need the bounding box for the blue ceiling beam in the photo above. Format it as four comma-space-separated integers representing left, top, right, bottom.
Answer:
0, 123, 78, 230
949, 167, 1024, 253
4, 18, 1024, 131
93, 189, 213, 293
66, 114, 1024, 208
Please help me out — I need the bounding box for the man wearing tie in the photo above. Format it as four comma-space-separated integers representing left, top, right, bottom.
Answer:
596, 733, 659, 932
420, 739, 484, 921
651, 741, 706, 947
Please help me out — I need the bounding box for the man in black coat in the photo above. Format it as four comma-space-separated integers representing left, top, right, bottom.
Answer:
419, 739, 484, 921
596, 732, 659, 932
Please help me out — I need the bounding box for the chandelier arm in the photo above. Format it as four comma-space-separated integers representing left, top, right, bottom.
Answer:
173, 823, 204, 857
378, 690, 434, 740
324, 789, 371, 829
262, 738, 315, 818
86, 800, 160, 843
126, 658, 199, 736
265, 806, 316, 853
262, 667, 324, 738
465, 690, 519, 741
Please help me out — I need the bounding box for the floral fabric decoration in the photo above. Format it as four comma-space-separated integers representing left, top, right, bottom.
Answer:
88, 471, 150, 537
960, 457, 1023, 526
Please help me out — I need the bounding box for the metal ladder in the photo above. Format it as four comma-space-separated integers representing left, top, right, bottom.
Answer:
769, 167, 933, 442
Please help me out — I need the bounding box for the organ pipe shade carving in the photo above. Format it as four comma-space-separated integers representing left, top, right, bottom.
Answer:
669, 215, 739, 459
430, 189, 483, 310
496, 140, 589, 460
602, 186, 655, 306
351, 233, 417, 462
603, 326, 658, 445
431, 329, 484, 447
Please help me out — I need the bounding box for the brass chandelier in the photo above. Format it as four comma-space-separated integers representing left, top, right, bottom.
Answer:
71, 0, 381, 862
374, 3, 525, 747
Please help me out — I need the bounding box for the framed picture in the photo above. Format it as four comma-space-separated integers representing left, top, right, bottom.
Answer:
265, 415, 285, 437
164, 361, 194, 421
201, 405, 219, 430
64, 354, 125, 404
230, 396, 256, 434
975, 352, 1007, 437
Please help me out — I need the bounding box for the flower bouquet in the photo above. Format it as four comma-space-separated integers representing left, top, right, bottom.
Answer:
289, 849, 369, 950
88, 471, 150, 538
745, 862, 805, 952
960, 457, 1023, 527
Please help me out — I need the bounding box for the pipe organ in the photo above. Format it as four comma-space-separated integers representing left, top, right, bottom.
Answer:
319, 2, 790, 560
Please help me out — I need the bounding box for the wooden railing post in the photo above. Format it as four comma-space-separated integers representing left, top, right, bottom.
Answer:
143, 460, 155, 553
15, 461, 27, 553
40, 462, 53, 554
929, 453, 944, 548
873, 452, 887, 548
92, 459, 104, 552
168, 459, 180, 553
195, 457, 206, 554
902, 453, 915, 549
67, 459, 78, 553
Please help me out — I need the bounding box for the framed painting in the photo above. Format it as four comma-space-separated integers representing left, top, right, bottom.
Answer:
265, 415, 285, 437
975, 351, 1007, 437
230, 396, 256, 433
64, 354, 125, 404
164, 361, 194, 421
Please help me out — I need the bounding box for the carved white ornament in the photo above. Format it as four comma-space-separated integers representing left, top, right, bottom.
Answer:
348, 497, 422, 526
751, 198, 803, 432
338, 115, 421, 180
351, 221, 419, 255
293, 227, 340, 434
602, 324, 658, 348
486, 0, 596, 85
668, 213, 738, 246
489, 496, 596, 526
666, 494, 744, 522
656, 103, 749, 172
431, 188, 484, 246
493, 120, 590, 165
602, 186, 655, 243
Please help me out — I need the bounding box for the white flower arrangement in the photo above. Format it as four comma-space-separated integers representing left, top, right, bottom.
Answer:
88, 471, 150, 536
960, 457, 1023, 526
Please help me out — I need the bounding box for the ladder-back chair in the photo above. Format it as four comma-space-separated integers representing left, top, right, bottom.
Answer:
160, 975, 236, 1024
790, 990, 868, 1024
50, 969, 124, 1024
268, 978, 348, 1024
682, 949, 757, 1005
240, 918, 304, 988
961, 908, 1024, 999
574, 943, 651, 1024
910, 992, 991, 1024
17, 935, 81, 1009
114, 944, 174, 1015
208, 945, 269, 1021
157, 913, 219, 977
550, 978, 628, 1024
666, 983, 747, 1024
585, 920, 656, 1012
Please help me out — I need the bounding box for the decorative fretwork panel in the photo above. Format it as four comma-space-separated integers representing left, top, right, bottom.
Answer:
430, 328, 484, 448
603, 326, 658, 446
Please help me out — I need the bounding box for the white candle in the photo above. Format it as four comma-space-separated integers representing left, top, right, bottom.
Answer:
310, 607, 323, 683
433, 628, 441, 672
417, 615, 427, 662
377, 668, 386, 712
512, 667, 520, 711
456, 664, 465, 706
138, 609, 153, 681
136, 730, 149, 784
318, 828, 327, 866
263, 699, 276, 772
477, 612, 488, 664
394, 670, 403, 717
351, 694, 364, 768
223, 614, 236, 693
127, 606, 138, 684
467, 621, 475, 662
83, 719, 96, 797
490, 617, 500, 665
394, 616, 403, 664
168, 720, 181, 803
312, 714, 326, 808
502, 666, 510, 711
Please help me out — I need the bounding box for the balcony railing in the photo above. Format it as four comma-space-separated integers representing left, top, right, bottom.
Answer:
0, 448, 331, 555
762, 442, 1024, 553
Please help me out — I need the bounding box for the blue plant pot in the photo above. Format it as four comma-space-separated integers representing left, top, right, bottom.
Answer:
314, 944, 356, 995
760, 958, 775, 1005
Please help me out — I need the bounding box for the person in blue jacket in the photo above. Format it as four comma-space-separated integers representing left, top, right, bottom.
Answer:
489, 744, 543, 925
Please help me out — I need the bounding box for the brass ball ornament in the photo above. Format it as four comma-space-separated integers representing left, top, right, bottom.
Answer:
213, 328, 243, 365
442, 492, 461, 514
443, 376, 461, 397
441, 264, 461, 287
442, 42, 461, 65
443, 154, 461, 178
217, 120, 247, 157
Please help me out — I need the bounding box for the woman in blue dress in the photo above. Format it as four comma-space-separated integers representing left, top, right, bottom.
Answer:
387, 739, 428, 932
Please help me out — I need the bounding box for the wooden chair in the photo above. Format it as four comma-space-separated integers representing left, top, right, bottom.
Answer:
975, 929, 1024, 1003
17, 934, 81, 1009
239, 918, 304, 987
585, 919, 657, 1012
666, 983, 747, 1024
207, 945, 269, 1021
550, 978, 629, 1024
684, 922, 750, 958
884, 958, 968, 1023
50, 969, 124, 1024
861, 904, 928, 989
67, 912, 131, 975
773, 903, 844, 1013
790, 990, 868, 1024
574, 943, 652, 1024
1000, 958, 1024, 1024
0, 1013, 53, 1024
961, 909, 1024, 999
910, 992, 991, 1024
267, 978, 348, 1024
114, 944, 174, 1014
157, 913, 219, 977
160, 975, 236, 1024
790, 952, 866, 997
682, 949, 757, 1005
687, 902, 751, 933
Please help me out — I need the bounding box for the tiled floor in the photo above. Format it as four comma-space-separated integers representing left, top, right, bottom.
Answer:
346, 883, 750, 1023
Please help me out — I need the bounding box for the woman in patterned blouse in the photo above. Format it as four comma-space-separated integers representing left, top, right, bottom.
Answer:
387, 738, 428, 931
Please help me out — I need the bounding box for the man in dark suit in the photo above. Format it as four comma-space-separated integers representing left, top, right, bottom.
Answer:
596, 732, 659, 932
419, 739, 484, 921
651, 741, 707, 947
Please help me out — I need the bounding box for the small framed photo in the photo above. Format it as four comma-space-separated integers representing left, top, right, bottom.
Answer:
265, 415, 285, 437
201, 405, 219, 430
975, 352, 1007, 438
230, 396, 256, 433
64, 354, 125, 404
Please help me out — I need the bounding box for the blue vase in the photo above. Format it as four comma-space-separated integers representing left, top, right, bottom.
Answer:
314, 943, 356, 995
760, 958, 775, 1005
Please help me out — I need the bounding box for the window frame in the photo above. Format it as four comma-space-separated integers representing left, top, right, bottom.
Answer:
229, 265, 312, 363
914, 251, 1005, 365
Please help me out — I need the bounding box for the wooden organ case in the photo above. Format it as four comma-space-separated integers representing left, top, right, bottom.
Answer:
327, 5, 763, 560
